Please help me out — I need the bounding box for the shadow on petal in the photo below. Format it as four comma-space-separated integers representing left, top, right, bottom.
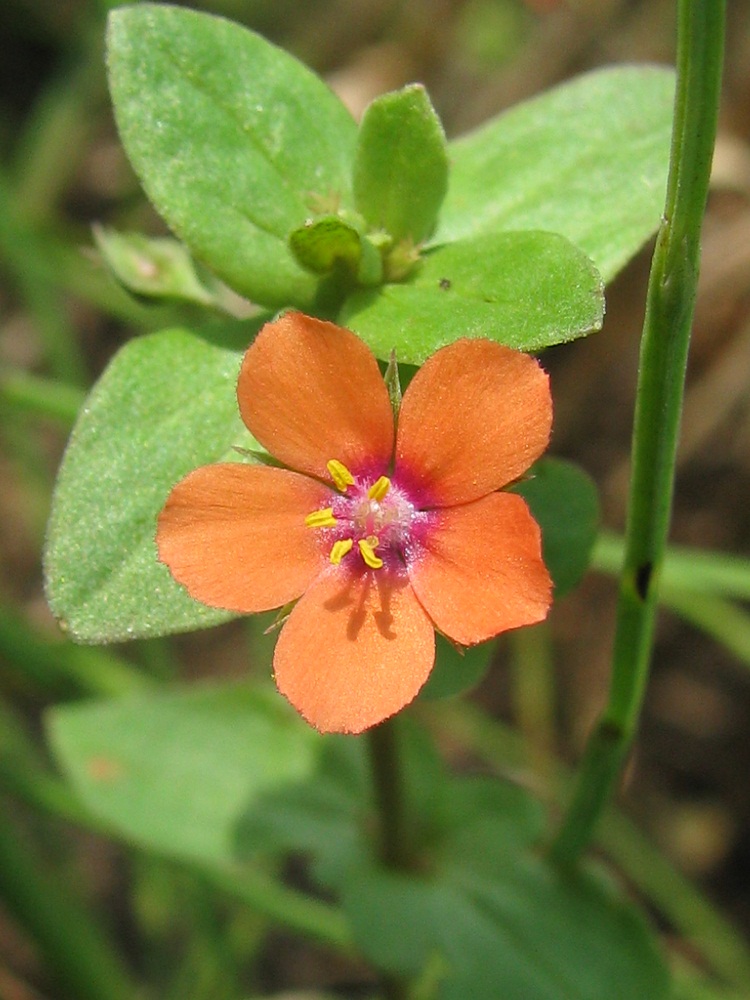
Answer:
274, 568, 435, 734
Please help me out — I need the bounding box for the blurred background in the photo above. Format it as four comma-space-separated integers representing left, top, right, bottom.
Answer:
2, 0, 750, 996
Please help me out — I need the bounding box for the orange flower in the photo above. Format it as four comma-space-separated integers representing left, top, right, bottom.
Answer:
157, 312, 553, 734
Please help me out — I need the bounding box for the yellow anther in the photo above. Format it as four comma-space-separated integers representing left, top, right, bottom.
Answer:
329, 538, 353, 565
367, 476, 391, 502
304, 507, 337, 529
358, 536, 383, 570
327, 459, 355, 492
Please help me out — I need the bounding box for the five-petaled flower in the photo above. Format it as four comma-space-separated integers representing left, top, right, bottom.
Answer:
157, 312, 553, 734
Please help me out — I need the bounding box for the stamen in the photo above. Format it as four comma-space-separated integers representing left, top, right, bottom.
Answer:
327, 459, 355, 492
367, 476, 391, 502
305, 507, 337, 529
358, 536, 383, 569
329, 538, 353, 565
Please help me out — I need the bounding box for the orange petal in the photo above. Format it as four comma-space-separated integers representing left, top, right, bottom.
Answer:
408, 492, 551, 645
237, 312, 394, 481
273, 568, 435, 734
157, 464, 330, 612
395, 338, 552, 506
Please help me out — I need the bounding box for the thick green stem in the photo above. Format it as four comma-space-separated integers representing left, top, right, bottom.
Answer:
551, 0, 725, 865
429, 700, 750, 991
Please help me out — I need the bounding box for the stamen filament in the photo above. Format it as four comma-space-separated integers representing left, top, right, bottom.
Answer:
329, 538, 353, 565
305, 507, 337, 529
327, 459, 355, 492
367, 476, 391, 502
359, 536, 383, 570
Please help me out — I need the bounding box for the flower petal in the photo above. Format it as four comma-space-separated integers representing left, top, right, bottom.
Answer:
157, 464, 330, 612
237, 312, 394, 481
395, 338, 552, 506
273, 568, 434, 734
407, 492, 551, 645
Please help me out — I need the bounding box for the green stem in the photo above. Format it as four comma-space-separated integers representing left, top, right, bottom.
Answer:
11, 32, 105, 222
427, 700, 750, 991
510, 623, 556, 792
0, 602, 153, 698
0, 370, 84, 426
367, 719, 414, 1000
593, 534, 750, 671
551, 0, 725, 865
0, 171, 87, 386
0, 803, 137, 1000
367, 717, 411, 870
196, 864, 354, 954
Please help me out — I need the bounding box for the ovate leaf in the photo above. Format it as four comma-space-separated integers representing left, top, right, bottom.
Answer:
47, 685, 319, 865
44, 326, 261, 642
354, 84, 448, 244
419, 635, 495, 701
344, 857, 668, 1000
340, 230, 603, 363
107, 4, 357, 308
514, 458, 600, 598
436, 66, 674, 283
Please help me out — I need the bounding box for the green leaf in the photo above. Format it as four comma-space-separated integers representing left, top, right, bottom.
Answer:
419, 634, 494, 701
353, 84, 448, 244
343, 856, 668, 1000
436, 66, 674, 283
434, 777, 546, 872
234, 736, 367, 874
339, 230, 603, 364
106, 4, 357, 308
47, 685, 319, 865
44, 326, 265, 642
236, 720, 446, 888
514, 458, 600, 598
93, 226, 215, 306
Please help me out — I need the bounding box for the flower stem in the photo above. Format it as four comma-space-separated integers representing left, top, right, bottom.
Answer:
367, 718, 415, 1000
367, 717, 411, 870
550, 0, 725, 866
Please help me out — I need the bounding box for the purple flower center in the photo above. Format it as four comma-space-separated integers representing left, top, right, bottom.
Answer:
304, 460, 432, 572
